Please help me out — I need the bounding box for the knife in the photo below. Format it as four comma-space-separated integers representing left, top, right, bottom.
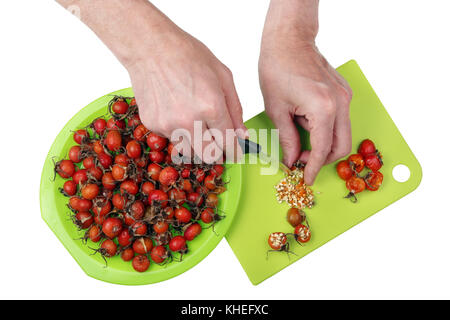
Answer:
237, 137, 290, 174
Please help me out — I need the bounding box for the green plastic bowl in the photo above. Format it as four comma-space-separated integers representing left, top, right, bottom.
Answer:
40, 88, 242, 285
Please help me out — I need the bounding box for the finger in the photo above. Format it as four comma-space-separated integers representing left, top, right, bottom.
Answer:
316, 68, 352, 164
220, 69, 249, 139
268, 106, 301, 168
317, 73, 352, 164
325, 100, 352, 164
295, 115, 311, 132
170, 135, 195, 164
206, 105, 243, 163
294, 116, 312, 165
298, 150, 310, 163
303, 107, 335, 185
173, 120, 223, 164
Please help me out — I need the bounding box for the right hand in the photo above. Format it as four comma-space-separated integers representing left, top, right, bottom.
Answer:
125, 25, 247, 163
57, 0, 246, 163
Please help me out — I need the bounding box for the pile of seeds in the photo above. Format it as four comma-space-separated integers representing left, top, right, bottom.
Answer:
274, 164, 314, 209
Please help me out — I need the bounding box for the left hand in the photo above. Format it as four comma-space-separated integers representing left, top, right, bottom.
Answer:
259, 21, 353, 185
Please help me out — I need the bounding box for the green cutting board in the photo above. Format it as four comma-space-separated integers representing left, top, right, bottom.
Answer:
225, 60, 422, 285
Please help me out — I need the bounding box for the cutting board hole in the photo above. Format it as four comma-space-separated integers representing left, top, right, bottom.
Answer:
392, 164, 410, 182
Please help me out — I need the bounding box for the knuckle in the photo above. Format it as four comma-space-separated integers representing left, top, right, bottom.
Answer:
347, 86, 353, 100
264, 101, 286, 121
321, 99, 336, 118
222, 64, 233, 79
314, 86, 336, 117
200, 104, 219, 119
200, 96, 222, 120
339, 85, 353, 105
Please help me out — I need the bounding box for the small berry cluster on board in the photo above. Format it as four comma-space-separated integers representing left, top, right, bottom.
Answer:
53, 96, 226, 273
336, 139, 384, 202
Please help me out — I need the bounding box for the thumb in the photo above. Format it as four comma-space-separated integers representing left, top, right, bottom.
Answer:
269, 110, 301, 168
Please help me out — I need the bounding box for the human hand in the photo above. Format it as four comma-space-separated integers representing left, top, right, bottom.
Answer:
127, 26, 247, 163
259, 1, 353, 185
56, 0, 246, 163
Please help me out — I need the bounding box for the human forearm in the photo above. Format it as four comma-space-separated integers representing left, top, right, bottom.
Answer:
55, 0, 179, 69
264, 0, 319, 43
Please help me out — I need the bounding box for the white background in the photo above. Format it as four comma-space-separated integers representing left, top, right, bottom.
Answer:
1, 0, 449, 299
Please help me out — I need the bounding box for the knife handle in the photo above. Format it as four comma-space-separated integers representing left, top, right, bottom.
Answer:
237, 137, 262, 154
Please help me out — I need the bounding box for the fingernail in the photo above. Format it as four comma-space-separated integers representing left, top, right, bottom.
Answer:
304, 170, 315, 186
282, 158, 292, 168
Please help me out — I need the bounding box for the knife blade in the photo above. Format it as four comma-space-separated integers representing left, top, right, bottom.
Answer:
237, 137, 290, 174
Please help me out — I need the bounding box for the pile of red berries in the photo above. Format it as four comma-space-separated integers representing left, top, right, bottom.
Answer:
54, 96, 226, 272
336, 139, 384, 202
